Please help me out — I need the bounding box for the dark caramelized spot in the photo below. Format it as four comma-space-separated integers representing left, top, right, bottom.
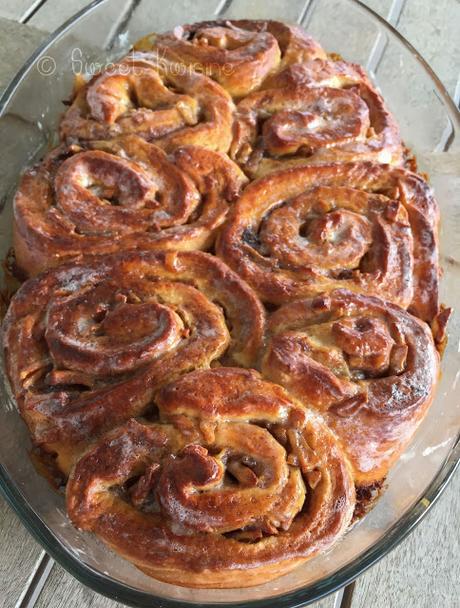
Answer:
353, 479, 385, 521
242, 228, 260, 249
129, 463, 161, 509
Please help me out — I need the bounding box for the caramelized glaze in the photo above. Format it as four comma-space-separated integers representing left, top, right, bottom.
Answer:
135, 20, 326, 98
262, 289, 440, 485
60, 54, 234, 150
3, 251, 265, 474
67, 368, 355, 587
217, 162, 440, 321
13, 136, 247, 276
230, 58, 403, 177
2, 19, 449, 590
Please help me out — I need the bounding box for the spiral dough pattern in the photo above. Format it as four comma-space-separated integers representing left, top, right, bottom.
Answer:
262, 289, 439, 486
3, 251, 265, 474
217, 162, 440, 321
230, 58, 404, 177
60, 54, 234, 151
13, 135, 247, 277
1, 17, 449, 590
66, 367, 355, 588
135, 20, 326, 98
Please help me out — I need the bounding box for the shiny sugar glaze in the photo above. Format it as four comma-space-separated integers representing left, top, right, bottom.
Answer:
2, 18, 449, 590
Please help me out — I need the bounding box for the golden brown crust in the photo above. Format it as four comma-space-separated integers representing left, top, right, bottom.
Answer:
217, 162, 440, 321
1, 18, 450, 589
262, 56, 371, 89
261, 289, 440, 485
66, 368, 355, 587
135, 20, 326, 98
13, 135, 247, 277
431, 304, 452, 355
2, 250, 265, 474
60, 54, 234, 151
230, 58, 404, 177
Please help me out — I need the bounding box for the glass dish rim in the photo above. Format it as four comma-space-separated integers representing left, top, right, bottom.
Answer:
0, 0, 459, 606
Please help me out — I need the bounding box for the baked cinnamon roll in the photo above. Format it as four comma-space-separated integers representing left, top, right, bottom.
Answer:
1, 17, 450, 588
66, 368, 355, 587
13, 135, 247, 277
60, 54, 234, 151
230, 58, 403, 177
217, 162, 439, 321
134, 20, 326, 98
261, 290, 440, 488
2, 251, 265, 474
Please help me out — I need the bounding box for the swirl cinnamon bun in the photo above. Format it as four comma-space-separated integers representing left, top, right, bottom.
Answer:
0, 17, 450, 589
13, 135, 247, 277
134, 20, 326, 98
230, 58, 403, 177
60, 54, 234, 151
66, 367, 355, 587
217, 162, 439, 321
261, 290, 439, 488
2, 251, 265, 474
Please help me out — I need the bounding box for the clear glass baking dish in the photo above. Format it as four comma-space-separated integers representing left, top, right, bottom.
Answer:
0, 0, 459, 606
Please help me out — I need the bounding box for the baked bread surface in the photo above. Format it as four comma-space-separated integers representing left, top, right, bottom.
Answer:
2, 18, 447, 589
